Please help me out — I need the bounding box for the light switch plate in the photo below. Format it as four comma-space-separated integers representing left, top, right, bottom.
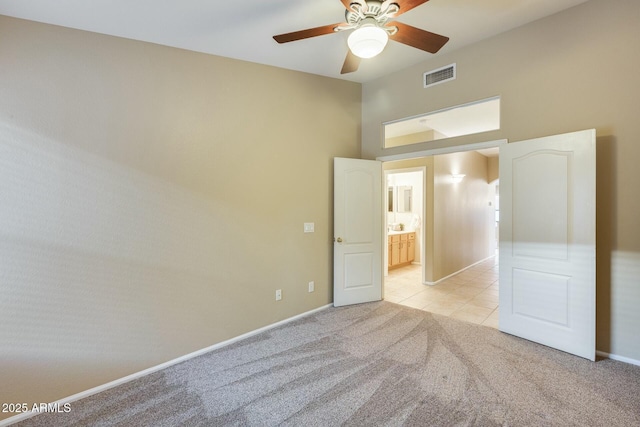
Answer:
304, 223, 315, 233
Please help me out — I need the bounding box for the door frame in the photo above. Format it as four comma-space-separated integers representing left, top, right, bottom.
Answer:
377, 139, 508, 163
384, 167, 428, 284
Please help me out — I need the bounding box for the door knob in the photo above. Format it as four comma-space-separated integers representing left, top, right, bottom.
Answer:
336, 237, 343, 243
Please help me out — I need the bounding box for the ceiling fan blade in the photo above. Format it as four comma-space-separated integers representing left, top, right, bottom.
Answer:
340, 0, 365, 11
273, 23, 343, 43
388, 22, 449, 53
341, 50, 361, 74
393, 0, 431, 17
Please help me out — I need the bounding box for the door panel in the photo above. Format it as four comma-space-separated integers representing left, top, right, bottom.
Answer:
512, 269, 570, 326
499, 129, 596, 360
512, 151, 570, 260
334, 158, 382, 307
344, 169, 375, 244
344, 253, 374, 289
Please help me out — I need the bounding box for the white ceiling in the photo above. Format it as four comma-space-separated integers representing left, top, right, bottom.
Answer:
0, 0, 589, 83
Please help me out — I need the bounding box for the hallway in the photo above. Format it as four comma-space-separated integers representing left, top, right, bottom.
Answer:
384, 256, 499, 328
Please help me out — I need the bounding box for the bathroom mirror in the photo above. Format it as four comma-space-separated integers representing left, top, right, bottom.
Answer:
388, 186, 412, 213
397, 185, 412, 213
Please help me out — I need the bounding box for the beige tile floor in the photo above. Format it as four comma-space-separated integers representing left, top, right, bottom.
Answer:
384, 256, 499, 328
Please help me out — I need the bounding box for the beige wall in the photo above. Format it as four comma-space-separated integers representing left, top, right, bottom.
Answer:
385, 129, 436, 148
363, 0, 640, 361
487, 157, 499, 183
0, 16, 361, 417
433, 151, 494, 280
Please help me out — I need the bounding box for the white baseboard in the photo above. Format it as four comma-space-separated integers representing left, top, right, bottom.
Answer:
596, 350, 640, 367
0, 304, 333, 427
423, 254, 496, 286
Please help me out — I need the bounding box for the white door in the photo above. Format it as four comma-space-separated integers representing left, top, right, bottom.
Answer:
499, 129, 596, 360
334, 157, 383, 307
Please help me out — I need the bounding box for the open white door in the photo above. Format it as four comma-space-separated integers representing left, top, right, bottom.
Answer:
499, 129, 596, 360
334, 157, 383, 307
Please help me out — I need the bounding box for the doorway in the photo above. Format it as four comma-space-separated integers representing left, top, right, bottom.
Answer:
382, 146, 501, 327
384, 167, 426, 279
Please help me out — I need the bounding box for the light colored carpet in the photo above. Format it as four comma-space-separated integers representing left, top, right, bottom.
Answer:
16, 301, 640, 426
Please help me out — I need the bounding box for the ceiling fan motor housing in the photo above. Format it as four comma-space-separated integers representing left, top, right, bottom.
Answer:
345, 1, 400, 28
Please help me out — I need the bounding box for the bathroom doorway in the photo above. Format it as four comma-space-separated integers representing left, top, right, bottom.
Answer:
384, 167, 426, 281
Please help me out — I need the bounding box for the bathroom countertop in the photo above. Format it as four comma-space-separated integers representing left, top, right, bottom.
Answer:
387, 230, 414, 235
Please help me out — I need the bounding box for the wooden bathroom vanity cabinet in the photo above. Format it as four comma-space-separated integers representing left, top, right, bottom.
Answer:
388, 231, 415, 269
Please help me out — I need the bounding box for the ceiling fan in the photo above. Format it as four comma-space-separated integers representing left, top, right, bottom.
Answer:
273, 0, 449, 74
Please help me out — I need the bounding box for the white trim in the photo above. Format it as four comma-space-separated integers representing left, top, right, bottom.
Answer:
377, 139, 507, 162
596, 350, 640, 367
422, 254, 495, 286
0, 304, 333, 427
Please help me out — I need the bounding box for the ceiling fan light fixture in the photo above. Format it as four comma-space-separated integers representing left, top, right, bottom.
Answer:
347, 25, 389, 59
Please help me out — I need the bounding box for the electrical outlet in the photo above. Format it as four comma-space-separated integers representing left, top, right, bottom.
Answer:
308, 281, 315, 293
275, 289, 282, 301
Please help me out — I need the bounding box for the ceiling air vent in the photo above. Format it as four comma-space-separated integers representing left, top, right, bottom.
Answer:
423, 63, 456, 88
